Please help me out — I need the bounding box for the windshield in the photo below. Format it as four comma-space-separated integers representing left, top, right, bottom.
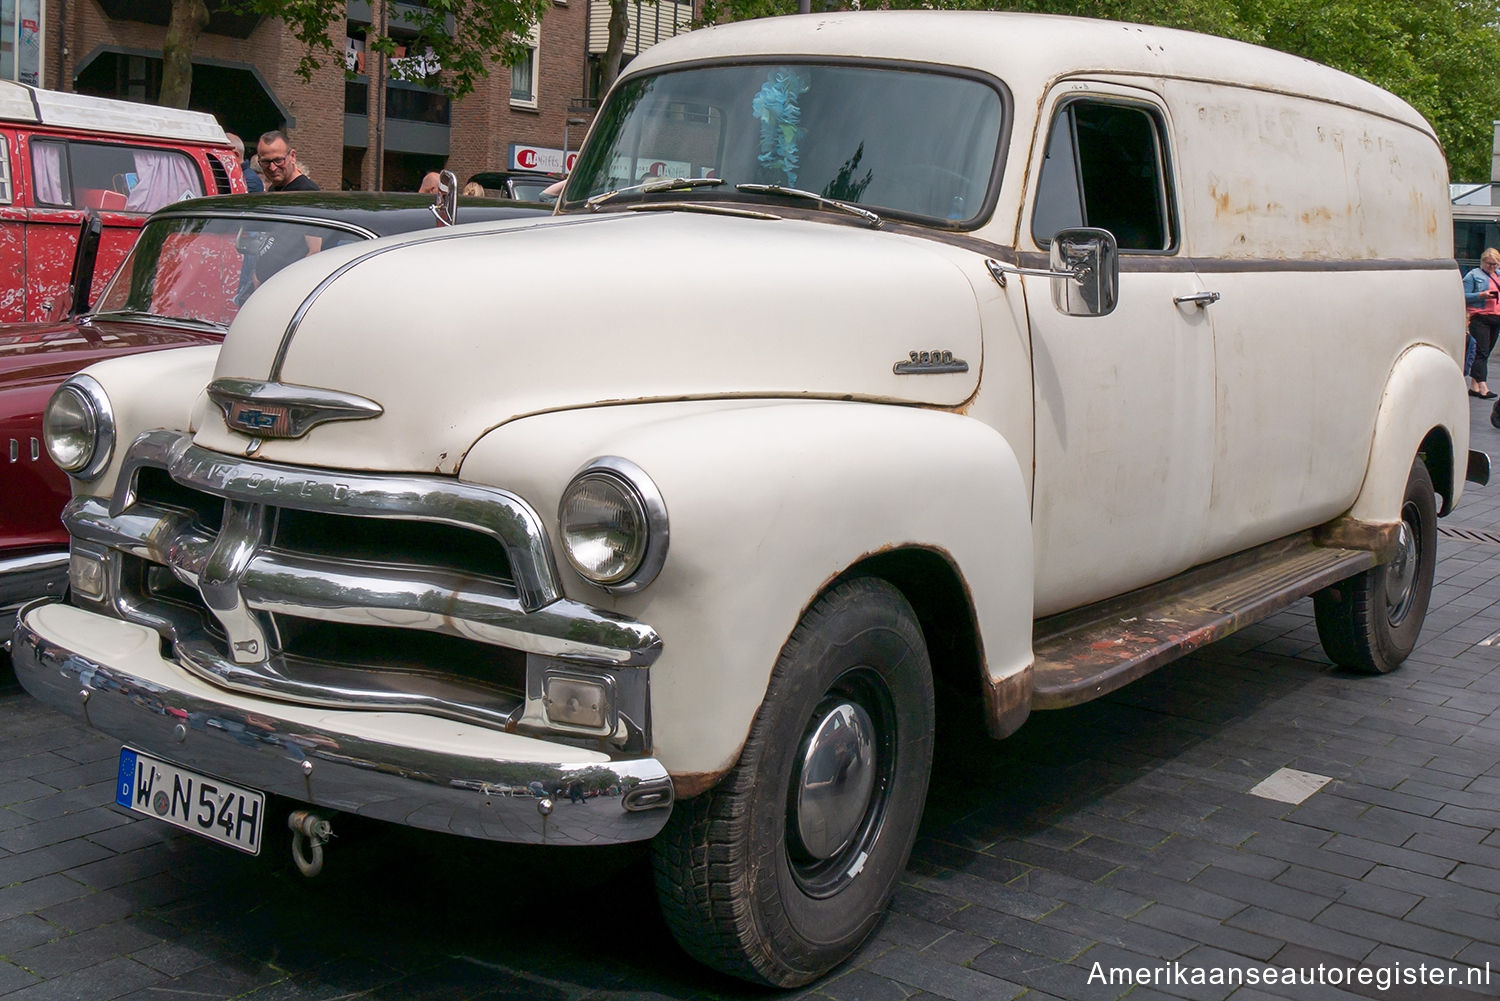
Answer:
565, 62, 1004, 225
94, 215, 368, 326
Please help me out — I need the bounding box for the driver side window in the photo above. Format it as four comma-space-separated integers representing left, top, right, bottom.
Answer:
1033, 99, 1175, 252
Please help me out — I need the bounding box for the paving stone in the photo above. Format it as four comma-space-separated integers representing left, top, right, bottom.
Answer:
1225, 907, 1376, 962
1236, 834, 1374, 882
0, 914, 59, 956
1038, 903, 1195, 961
0, 808, 131, 855
1322, 835, 1459, 878
0, 954, 161, 1000
821, 968, 919, 1001
0, 839, 114, 887
1313, 903, 1470, 961
1105, 869, 1245, 921
9, 921, 164, 979
865, 947, 1025, 1001
0, 960, 40, 995
0, 876, 89, 924
1187, 865, 1330, 921
1129, 904, 1280, 962
939, 905, 1092, 960
1006, 867, 1151, 918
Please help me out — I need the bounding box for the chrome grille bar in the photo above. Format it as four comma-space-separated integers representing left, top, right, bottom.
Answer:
65, 493, 660, 668
116, 429, 562, 611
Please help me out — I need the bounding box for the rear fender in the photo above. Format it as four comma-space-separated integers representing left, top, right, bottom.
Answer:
1347, 344, 1468, 528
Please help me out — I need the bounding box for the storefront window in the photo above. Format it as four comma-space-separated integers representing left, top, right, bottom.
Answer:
0, 0, 43, 86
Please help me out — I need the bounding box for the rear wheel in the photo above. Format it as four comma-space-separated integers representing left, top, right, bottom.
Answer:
1315, 457, 1437, 674
652, 577, 934, 987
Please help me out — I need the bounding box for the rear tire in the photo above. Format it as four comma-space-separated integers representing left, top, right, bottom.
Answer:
652, 577, 934, 987
1315, 457, 1436, 674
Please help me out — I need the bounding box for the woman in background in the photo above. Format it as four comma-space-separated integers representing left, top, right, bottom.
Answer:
1464, 247, 1500, 399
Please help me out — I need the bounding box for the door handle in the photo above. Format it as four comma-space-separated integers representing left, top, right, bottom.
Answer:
1173, 291, 1221, 308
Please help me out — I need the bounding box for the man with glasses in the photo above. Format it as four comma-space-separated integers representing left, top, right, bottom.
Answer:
255, 131, 318, 192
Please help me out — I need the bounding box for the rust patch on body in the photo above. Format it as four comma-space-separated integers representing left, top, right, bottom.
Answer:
983, 666, 1032, 739
1314, 517, 1400, 560
671, 770, 728, 800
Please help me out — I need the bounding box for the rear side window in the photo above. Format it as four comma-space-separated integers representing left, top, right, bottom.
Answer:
0, 134, 11, 204
1033, 100, 1174, 252
30, 139, 205, 212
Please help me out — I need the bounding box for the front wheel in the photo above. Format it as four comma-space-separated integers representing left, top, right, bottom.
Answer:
1315, 457, 1437, 674
653, 577, 935, 987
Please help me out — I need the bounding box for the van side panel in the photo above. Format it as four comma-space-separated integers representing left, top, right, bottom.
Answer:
1164, 81, 1449, 261
1160, 80, 1460, 557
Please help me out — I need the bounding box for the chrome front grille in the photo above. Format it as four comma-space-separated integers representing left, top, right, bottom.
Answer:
64, 430, 662, 744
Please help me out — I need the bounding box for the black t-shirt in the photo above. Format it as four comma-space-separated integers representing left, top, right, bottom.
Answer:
275, 173, 319, 192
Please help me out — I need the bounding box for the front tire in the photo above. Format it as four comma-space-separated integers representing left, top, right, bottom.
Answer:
653, 577, 935, 987
1315, 457, 1437, 674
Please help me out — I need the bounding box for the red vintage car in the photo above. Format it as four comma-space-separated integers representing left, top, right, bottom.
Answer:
1, 191, 550, 652
0, 81, 248, 324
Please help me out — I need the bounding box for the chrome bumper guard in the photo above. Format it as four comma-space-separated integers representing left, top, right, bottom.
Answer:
1, 550, 68, 644
14, 598, 673, 845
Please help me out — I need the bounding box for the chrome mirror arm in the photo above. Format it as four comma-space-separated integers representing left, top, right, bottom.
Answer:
985, 257, 1085, 289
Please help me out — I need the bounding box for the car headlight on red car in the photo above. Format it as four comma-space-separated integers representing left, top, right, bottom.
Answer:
558, 457, 668, 592
44, 374, 115, 481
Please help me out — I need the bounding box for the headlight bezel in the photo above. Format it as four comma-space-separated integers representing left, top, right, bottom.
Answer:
43, 374, 115, 481
557, 456, 669, 593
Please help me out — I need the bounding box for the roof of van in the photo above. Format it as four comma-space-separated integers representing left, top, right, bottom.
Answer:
626, 11, 1433, 138
0, 81, 229, 145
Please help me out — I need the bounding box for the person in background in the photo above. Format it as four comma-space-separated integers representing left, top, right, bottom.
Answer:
1464, 247, 1500, 399
419, 172, 441, 195
256, 131, 318, 192
224, 133, 263, 193
461, 180, 485, 198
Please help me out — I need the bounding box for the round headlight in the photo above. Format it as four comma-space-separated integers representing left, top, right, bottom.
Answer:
558, 458, 668, 591
43, 375, 114, 480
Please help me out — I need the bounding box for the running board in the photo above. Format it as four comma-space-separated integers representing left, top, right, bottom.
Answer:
1031, 533, 1376, 709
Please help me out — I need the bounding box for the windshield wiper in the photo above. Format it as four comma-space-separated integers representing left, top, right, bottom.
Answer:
91, 308, 225, 330
734, 183, 881, 228
586, 176, 725, 211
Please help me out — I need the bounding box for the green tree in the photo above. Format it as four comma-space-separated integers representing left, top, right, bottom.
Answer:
696, 0, 1500, 181
160, 0, 553, 108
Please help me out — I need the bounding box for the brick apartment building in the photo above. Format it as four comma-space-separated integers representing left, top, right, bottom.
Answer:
1, 0, 692, 192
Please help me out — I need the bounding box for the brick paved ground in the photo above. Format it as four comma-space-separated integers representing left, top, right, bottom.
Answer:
5, 405, 1500, 1000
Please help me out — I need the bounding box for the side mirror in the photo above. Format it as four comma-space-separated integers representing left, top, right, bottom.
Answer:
1050, 227, 1118, 317
432, 169, 459, 227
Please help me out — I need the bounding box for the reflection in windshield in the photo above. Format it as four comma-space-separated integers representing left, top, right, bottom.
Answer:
566, 63, 1004, 224
93, 216, 361, 326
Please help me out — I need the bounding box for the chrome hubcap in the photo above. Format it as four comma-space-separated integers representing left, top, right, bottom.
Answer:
1385, 514, 1418, 625
793, 701, 877, 860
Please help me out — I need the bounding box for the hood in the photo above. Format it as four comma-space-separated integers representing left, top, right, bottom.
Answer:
194, 211, 983, 473
0, 318, 221, 390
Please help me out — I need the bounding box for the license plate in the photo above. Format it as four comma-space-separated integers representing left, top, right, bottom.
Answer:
115, 748, 264, 855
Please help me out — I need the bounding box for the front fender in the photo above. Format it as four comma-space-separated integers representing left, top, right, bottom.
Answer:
62, 344, 222, 501
1347, 343, 1469, 526
460, 399, 1034, 786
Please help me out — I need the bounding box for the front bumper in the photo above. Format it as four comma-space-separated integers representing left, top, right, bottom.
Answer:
1, 550, 68, 646
14, 598, 674, 845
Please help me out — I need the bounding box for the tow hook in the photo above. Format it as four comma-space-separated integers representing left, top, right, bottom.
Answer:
287, 809, 335, 877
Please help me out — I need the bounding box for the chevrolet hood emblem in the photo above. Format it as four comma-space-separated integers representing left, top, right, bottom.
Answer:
208, 379, 383, 441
